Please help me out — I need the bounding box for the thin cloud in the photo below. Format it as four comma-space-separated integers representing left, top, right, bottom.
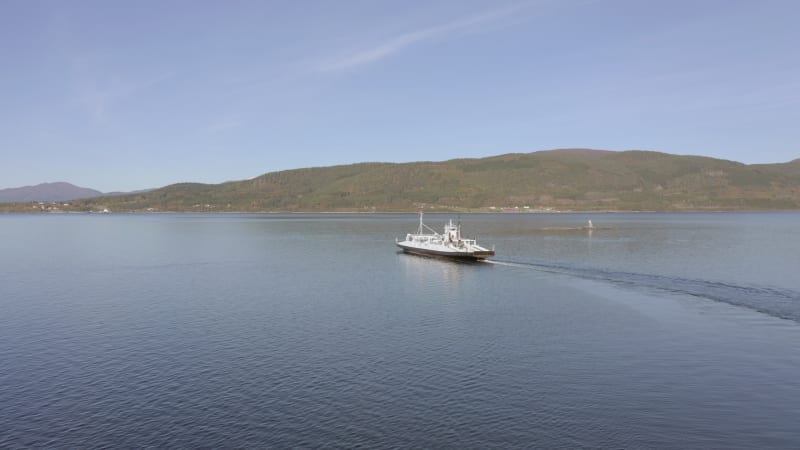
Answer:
207, 115, 243, 133
75, 70, 174, 121
319, 2, 536, 72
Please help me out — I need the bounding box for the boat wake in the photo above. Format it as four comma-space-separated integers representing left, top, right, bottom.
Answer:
486, 258, 800, 323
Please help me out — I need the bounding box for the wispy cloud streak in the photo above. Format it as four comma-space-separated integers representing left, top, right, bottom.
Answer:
319, 2, 535, 72
75, 69, 174, 121
207, 115, 243, 133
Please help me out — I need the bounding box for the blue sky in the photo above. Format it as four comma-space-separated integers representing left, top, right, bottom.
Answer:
2, 0, 798, 192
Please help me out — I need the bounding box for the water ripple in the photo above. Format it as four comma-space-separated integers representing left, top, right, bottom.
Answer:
489, 258, 800, 322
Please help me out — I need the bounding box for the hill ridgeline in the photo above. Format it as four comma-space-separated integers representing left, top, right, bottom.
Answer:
4, 149, 800, 212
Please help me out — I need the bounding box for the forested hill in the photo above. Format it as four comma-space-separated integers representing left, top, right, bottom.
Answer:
5, 149, 800, 212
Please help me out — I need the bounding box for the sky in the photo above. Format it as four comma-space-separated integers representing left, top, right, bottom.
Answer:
2, 0, 799, 192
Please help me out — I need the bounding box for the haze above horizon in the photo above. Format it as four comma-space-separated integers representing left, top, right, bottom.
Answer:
2, 0, 799, 192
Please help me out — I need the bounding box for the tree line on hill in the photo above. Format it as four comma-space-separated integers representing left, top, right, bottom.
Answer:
2, 149, 799, 213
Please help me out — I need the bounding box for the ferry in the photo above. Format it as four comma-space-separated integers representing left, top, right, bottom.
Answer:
396, 213, 495, 261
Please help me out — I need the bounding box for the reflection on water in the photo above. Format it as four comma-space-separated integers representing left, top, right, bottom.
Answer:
397, 251, 492, 296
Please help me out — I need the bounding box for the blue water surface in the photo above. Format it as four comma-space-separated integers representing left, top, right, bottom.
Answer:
1, 212, 799, 448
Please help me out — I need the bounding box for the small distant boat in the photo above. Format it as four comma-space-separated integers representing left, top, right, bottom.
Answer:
396, 213, 495, 261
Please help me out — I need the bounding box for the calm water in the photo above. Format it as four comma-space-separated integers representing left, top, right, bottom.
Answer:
1, 212, 799, 448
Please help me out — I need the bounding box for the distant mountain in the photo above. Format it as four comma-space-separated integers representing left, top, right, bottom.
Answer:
0, 182, 103, 202
3, 149, 800, 212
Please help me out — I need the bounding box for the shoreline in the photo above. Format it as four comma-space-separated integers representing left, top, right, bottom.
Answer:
3, 209, 800, 215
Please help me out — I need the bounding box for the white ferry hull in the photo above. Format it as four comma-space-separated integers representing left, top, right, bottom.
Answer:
396, 214, 495, 261
396, 241, 495, 261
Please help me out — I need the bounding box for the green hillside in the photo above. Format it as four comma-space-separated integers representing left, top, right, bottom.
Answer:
4, 149, 800, 212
